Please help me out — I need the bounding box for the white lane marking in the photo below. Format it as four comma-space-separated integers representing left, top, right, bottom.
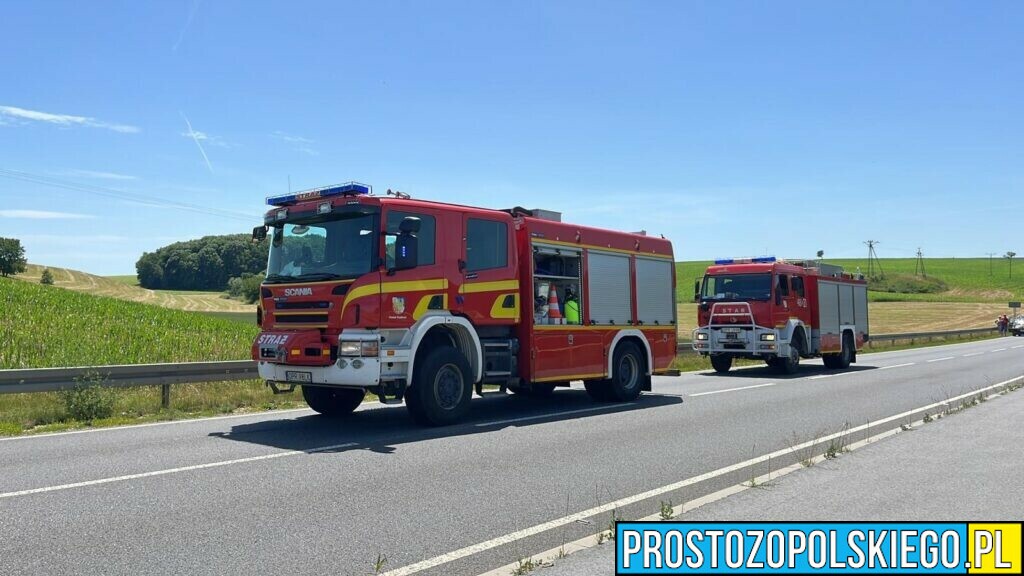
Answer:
380, 375, 1024, 576
992, 348, 1008, 352
808, 374, 832, 380
927, 357, 955, 363
0, 407, 316, 443
476, 406, 615, 427
879, 362, 915, 370
688, 383, 776, 397
0, 442, 357, 500
1013, 345, 1024, 349
963, 352, 985, 357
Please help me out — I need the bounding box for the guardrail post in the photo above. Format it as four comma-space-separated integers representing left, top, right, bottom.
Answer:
161, 384, 171, 409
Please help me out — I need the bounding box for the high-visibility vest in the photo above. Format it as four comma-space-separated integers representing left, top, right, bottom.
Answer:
565, 298, 581, 324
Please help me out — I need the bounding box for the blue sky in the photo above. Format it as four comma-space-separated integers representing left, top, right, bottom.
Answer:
1, 1, 1021, 275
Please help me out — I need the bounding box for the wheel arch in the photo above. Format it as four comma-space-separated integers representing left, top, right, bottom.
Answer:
406, 314, 483, 384
607, 329, 653, 377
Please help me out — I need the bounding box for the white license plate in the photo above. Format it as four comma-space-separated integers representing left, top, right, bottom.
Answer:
725, 333, 738, 339
285, 371, 312, 383
723, 328, 741, 333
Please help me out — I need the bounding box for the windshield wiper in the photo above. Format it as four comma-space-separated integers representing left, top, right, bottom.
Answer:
289, 272, 345, 282
263, 274, 291, 284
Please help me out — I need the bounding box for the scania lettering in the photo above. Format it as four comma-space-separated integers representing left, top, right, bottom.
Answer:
693, 257, 869, 373
251, 182, 677, 425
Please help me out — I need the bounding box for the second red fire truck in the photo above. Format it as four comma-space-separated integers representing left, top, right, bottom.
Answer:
692, 257, 869, 373
251, 182, 678, 426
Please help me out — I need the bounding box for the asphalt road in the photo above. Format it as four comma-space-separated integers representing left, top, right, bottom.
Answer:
2, 337, 1023, 576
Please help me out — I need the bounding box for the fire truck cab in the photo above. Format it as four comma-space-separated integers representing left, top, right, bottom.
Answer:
692, 257, 868, 374
251, 182, 678, 426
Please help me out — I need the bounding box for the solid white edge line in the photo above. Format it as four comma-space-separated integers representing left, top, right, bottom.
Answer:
688, 383, 775, 397
0, 441, 358, 499
879, 362, 915, 370
927, 357, 954, 363
381, 375, 1024, 576
475, 406, 616, 427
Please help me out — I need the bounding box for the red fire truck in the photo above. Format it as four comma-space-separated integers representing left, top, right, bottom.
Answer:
692, 257, 868, 374
251, 182, 678, 425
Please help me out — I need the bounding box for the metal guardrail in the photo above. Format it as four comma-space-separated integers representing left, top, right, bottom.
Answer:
0, 327, 1003, 398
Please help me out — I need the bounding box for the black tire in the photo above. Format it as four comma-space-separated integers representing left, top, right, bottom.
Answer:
301, 385, 365, 417
509, 383, 557, 397
777, 333, 803, 374
710, 354, 733, 374
405, 346, 473, 426
584, 380, 610, 401
835, 333, 854, 369
606, 342, 645, 402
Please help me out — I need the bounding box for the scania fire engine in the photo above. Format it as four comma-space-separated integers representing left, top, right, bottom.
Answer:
692, 257, 868, 374
251, 182, 678, 425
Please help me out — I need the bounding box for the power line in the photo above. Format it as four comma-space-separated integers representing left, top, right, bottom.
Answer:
0, 168, 261, 223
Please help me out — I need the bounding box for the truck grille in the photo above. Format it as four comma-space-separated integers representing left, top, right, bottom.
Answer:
275, 301, 330, 310
274, 313, 329, 325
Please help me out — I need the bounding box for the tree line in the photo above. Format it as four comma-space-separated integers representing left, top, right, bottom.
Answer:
136, 234, 266, 291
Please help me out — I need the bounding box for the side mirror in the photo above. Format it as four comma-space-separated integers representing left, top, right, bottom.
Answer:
693, 280, 701, 302
394, 217, 421, 271
252, 226, 267, 243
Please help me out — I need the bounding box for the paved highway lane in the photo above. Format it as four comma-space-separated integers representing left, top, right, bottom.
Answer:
2, 338, 1023, 576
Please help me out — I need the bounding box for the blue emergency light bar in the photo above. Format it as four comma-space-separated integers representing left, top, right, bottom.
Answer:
266, 182, 371, 206
713, 256, 777, 265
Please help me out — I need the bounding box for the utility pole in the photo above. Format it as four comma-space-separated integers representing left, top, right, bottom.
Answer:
915, 247, 926, 277
986, 252, 997, 276
1007, 251, 1017, 279
864, 240, 883, 279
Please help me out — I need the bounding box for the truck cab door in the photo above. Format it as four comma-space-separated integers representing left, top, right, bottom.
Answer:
459, 214, 518, 326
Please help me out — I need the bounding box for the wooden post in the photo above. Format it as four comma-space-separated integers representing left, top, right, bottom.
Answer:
161, 384, 171, 409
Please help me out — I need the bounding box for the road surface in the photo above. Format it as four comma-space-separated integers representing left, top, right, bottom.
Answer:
2, 337, 1023, 576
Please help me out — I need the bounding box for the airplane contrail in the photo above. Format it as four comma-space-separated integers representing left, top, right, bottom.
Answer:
180, 112, 214, 174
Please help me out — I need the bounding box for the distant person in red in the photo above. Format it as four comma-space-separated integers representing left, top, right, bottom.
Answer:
997, 315, 1009, 336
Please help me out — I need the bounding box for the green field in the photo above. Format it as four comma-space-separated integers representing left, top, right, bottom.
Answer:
0, 277, 258, 369
676, 258, 1024, 303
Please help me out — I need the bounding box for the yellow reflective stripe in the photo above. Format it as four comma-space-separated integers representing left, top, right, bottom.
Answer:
460, 279, 519, 294
489, 292, 519, 320
413, 293, 449, 320
341, 278, 450, 318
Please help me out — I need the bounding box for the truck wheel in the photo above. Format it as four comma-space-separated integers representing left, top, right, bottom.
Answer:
301, 385, 365, 417
710, 355, 733, 373
836, 333, 854, 369
406, 346, 473, 426
606, 342, 644, 402
584, 380, 610, 401
777, 336, 802, 374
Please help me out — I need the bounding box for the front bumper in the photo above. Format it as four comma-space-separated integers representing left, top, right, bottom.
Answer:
258, 358, 382, 388
692, 326, 781, 356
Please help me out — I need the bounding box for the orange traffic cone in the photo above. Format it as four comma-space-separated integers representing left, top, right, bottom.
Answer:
547, 285, 563, 322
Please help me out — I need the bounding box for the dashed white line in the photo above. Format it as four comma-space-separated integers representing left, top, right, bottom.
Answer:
991, 348, 1008, 352
963, 352, 985, 357
0, 441, 357, 500
688, 383, 776, 397
808, 374, 832, 380
879, 362, 915, 370
1014, 345, 1024, 349
927, 357, 954, 363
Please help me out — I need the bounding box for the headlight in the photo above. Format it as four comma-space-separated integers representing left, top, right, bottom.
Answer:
696, 333, 708, 341
339, 340, 379, 357
760, 333, 776, 341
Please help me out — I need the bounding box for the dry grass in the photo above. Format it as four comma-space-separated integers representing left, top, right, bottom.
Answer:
676, 301, 1011, 338
17, 264, 254, 313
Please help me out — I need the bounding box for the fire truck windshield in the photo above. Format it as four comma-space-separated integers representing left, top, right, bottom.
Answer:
700, 273, 772, 301
265, 213, 377, 283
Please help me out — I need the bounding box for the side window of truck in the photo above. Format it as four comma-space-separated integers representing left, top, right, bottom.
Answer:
385, 211, 436, 268
776, 274, 790, 296
466, 218, 508, 271
791, 276, 805, 298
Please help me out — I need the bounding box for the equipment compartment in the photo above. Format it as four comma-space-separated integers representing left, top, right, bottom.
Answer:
531, 244, 583, 325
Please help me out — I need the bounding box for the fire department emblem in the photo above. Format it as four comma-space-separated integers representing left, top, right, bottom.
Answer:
392, 296, 406, 315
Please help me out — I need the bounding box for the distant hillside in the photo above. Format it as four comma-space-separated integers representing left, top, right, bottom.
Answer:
15, 264, 254, 313
675, 258, 1024, 303
0, 276, 258, 369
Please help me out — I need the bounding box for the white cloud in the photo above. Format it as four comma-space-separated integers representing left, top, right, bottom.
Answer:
273, 131, 319, 155
0, 105, 140, 133
0, 209, 95, 219
64, 169, 138, 181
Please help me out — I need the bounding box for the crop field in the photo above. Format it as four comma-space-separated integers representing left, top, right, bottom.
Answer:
676, 258, 1024, 303
0, 277, 258, 369
16, 264, 255, 313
